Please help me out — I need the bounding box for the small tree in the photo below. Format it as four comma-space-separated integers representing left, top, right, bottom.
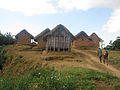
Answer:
0, 32, 14, 45
0, 33, 6, 45
4, 32, 14, 45
105, 40, 113, 50
112, 38, 120, 50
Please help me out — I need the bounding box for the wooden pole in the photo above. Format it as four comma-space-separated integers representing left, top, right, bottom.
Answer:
46, 38, 48, 51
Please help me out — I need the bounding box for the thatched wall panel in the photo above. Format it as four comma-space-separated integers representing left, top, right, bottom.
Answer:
37, 40, 46, 49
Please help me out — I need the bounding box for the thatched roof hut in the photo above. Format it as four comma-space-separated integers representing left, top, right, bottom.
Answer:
34, 28, 50, 49
44, 24, 74, 51
34, 28, 50, 41
44, 24, 74, 40
76, 31, 91, 39
90, 33, 102, 47
15, 29, 34, 45
73, 31, 95, 47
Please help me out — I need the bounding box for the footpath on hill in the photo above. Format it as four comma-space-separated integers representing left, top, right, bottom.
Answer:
1, 45, 120, 78
73, 49, 120, 77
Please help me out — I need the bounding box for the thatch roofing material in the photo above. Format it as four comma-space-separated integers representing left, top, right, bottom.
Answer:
43, 24, 75, 40
90, 33, 102, 41
34, 28, 50, 41
75, 31, 91, 40
15, 29, 34, 39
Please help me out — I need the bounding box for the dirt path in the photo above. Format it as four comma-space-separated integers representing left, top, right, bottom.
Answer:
73, 49, 120, 77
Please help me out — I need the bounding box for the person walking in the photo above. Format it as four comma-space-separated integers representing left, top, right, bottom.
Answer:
97, 48, 103, 63
103, 50, 109, 65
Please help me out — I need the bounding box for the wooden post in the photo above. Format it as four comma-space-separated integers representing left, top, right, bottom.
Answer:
49, 37, 51, 51
63, 36, 66, 51
46, 38, 48, 51
68, 36, 71, 52
53, 37, 55, 51
58, 36, 60, 51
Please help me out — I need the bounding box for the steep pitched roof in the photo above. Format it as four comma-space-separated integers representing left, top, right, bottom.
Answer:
15, 29, 34, 39
90, 33, 102, 41
44, 24, 75, 39
34, 28, 50, 41
75, 31, 91, 39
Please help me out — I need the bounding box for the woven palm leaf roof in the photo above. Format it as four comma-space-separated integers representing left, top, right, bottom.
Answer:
44, 24, 75, 39
15, 29, 34, 39
75, 31, 91, 39
34, 28, 50, 41
90, 33, 102, 41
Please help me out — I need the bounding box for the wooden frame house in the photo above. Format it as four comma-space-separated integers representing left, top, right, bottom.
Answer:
43, 24, 74, 51
15, 29, 34, 45
34, 28, 50, 49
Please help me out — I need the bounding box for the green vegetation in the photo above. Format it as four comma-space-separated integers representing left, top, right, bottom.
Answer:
106, 37, 120, 50
108, 51, 120, 70
0, 41, 120, 90
0, 66, 120, 90
76, 46, 97, 50
0, 32, 14, 45
0, 46, 7, 70
112, 39, 120, 50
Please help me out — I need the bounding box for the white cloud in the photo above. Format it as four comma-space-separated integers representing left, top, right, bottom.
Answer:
0, 0, 120, 33
103, 9, 120, 32
0, 0, 57, 16
58, 0, 120, 32
58, 0, 120, 11
0, 24, 41, 36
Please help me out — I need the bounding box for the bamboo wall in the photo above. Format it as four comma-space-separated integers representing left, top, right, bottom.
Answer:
37, 40, 46, 49
46, 36, 71, 51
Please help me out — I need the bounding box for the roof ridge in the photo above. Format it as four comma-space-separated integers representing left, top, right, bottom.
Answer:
15, 29, 34, 39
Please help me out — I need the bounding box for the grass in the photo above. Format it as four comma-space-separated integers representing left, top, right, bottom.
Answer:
107, 50, 120, 70
0, 46, 8, 69
1, 45, 120, 90
83, 49, 120, 70
61, 69, 120, 90
0, 66, 78, 90
1, 67, 120, 90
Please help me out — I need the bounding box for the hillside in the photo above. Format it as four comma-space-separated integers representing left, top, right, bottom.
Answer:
1, 45, 120, 90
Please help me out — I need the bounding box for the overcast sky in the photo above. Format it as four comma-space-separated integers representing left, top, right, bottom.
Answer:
0, 0, 120, 45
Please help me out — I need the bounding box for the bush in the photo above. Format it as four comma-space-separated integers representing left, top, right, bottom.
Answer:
115, 85, 120, 90
0, 67, 120, 90
0, 67, 79, 90
0, 32, 14, 45
0, 46, 7, 70
106, 38, 120, 50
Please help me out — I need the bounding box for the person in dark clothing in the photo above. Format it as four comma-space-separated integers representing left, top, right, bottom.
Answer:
103, 51, 109, 65
97, 48, 103, 63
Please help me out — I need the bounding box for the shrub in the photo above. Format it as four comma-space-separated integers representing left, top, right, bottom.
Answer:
115, 85, 120, 90
0, 46, 7, 70
0, 32, 14, 45
0, 67, 79, 90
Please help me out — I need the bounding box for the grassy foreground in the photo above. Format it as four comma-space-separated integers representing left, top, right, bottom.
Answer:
1, 66, 120, 90
1, 45, 120, 90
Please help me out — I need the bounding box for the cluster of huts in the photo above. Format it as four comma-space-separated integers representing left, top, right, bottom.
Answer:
15, 24, 102, 51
